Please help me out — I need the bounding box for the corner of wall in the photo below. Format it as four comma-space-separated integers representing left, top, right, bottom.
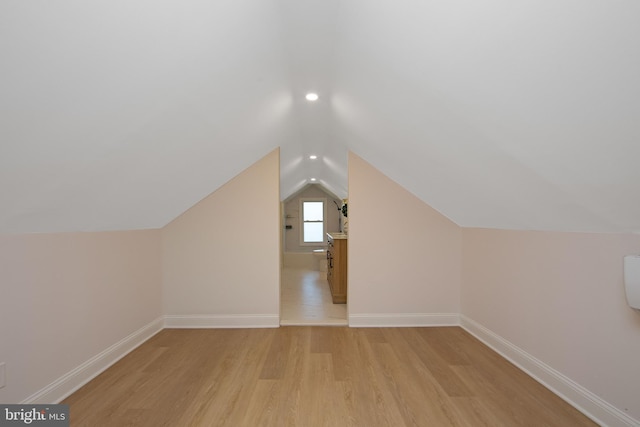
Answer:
161, 148, 281, 321
347, 151, 462, 323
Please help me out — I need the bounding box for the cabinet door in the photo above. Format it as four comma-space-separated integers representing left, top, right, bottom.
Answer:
331, 239, 347, 303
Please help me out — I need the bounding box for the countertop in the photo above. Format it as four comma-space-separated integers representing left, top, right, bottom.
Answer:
327, 232, 348, 240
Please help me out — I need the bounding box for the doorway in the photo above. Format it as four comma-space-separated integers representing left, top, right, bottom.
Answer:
280, 184, 347, 325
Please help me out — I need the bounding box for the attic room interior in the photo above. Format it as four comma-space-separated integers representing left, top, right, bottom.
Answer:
1, 1, 639, 426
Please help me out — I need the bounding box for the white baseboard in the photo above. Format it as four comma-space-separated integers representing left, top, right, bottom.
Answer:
460, 315, 639, 427
22, 316, 164, 405
164, 314, 280, 328
349, 313, 459, 327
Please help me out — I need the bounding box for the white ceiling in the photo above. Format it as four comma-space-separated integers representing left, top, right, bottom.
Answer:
1, 0, 639, 233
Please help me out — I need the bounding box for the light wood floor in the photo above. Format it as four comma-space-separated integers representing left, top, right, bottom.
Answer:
280, 268, 347, 325
63, 327, 597, 426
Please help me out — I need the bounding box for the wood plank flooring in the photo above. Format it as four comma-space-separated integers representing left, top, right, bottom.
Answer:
63, 327, 597, 427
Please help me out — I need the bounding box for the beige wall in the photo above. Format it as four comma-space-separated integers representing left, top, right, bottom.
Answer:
461, 228, 640, 422
162, 149, 280, 322
283, 184, 342, 252
348, 152, 461, 324
0, 229, 162, 403
5, 146, 639, 423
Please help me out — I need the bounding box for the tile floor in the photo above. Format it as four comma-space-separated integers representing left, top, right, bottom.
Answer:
280, 268, 347, 325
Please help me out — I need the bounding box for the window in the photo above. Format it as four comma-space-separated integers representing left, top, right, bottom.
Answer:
301, 199, 325, 244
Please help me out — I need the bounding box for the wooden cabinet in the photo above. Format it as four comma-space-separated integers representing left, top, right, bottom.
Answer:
327, 233, 347, 304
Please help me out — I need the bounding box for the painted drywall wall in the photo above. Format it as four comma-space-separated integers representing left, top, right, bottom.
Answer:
348, 152, 461, 325
461, 228, 640, 423
0, 229, 162, 403
162, 149, 280, 325
283, 184, 342, 252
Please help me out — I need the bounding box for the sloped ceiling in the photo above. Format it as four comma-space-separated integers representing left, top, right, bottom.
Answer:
1, 0, 639, 234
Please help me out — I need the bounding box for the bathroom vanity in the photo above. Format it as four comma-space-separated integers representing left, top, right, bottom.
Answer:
327, 232, 347, 304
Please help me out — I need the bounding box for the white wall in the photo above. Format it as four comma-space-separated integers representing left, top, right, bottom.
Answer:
0, 229, 162, 403
283, 184, 342, 252
461, 228, 640, 425
348, 152, 461, 326
162, 149, 280, 327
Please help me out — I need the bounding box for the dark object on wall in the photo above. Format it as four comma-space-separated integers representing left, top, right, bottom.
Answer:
341, 203, 348, 218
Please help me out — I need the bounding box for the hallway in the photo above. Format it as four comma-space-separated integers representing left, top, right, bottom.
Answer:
280, 268, 347, 325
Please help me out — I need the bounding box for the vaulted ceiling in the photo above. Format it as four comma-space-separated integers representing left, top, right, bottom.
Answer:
2, 0, 639, 234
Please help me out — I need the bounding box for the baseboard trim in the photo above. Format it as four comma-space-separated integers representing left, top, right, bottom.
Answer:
460, 315, 639, 427
348, 313, 459, 327
164, 314, 280, 328
22, 316, 164, 404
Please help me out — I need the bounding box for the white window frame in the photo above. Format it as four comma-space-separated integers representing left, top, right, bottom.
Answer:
299, 198, 327, 246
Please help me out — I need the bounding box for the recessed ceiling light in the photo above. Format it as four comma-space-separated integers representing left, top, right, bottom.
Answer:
310, 178, 317, 182
309, 155, 317, 160
305, 93, 319, 101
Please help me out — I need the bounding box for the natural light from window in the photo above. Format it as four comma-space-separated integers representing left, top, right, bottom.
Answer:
302, 201, 324, 243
